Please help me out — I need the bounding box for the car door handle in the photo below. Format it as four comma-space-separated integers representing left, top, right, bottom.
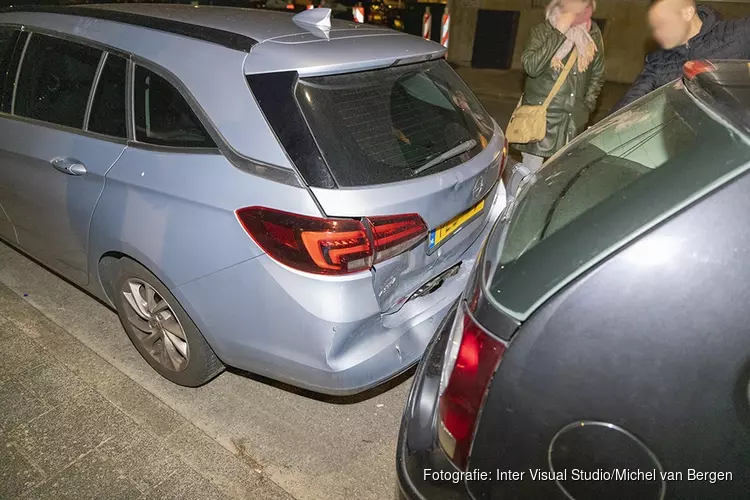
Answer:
50, 157, 87, 176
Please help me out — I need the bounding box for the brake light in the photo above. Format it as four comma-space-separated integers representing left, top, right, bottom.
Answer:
683, 60, 716, 81
438, 301, 506, 469
236, 207, 427, 275
368, 214, 427, 264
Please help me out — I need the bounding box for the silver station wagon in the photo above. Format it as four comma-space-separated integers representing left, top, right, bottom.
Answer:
0, 4, 507, 393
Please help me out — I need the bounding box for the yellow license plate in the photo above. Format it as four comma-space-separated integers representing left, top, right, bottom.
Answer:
428, 200, 485, 250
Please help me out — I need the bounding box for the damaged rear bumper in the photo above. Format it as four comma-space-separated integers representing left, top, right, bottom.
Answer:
172, 190, 505, 395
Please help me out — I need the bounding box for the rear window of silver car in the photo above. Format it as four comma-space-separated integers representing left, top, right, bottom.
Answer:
296, 60, 494, 187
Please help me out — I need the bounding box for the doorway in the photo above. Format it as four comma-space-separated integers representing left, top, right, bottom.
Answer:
471, 10, 520, 69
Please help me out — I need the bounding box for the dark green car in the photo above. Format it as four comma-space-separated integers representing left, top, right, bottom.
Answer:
398, 60, 750, 500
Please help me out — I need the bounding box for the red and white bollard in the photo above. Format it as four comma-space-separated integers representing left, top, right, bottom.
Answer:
441, 8, 450, 48
353, 2, 365, 23
422, 6, 432, 40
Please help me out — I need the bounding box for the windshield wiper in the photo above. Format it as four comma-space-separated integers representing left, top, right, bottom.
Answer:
413, 139, 477, 175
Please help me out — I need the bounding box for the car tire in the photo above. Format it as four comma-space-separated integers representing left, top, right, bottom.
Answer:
111, 257, 224, 387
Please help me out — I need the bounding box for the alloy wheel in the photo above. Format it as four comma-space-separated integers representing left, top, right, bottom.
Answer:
122, 279, 189, 372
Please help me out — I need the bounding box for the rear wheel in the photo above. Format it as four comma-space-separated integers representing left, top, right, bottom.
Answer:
111, 258, 224, 387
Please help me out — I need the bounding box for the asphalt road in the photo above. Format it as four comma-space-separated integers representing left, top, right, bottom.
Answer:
0, 242, 411, 500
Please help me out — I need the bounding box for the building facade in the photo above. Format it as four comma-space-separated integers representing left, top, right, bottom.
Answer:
448, 0, 750, 83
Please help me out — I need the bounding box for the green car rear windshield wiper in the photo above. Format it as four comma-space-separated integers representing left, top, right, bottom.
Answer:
413, 139, 477, 175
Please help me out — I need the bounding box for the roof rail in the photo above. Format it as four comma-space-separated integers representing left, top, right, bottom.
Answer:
0, 5, 258, 52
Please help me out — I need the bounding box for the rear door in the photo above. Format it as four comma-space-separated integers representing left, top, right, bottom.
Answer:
0, 33, 127, 284
0, 27, 21, 244
296, 60, 505, 312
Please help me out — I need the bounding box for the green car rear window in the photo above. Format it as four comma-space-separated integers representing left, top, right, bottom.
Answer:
491, 81, 750, 318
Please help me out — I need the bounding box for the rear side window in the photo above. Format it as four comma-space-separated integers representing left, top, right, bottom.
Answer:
0, 28, 20, 113
295, 60, 494, 187
133, 66, 215, 148
14, 34, 102, 129
88, 53, 127, 138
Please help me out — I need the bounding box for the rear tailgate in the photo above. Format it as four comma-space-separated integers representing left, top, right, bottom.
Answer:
312, 141, 504, 312
296, 60, 506, 312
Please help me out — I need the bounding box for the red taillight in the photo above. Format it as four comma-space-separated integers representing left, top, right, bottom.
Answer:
438, 302, 506, 469
236, 207, 427, 275
368, 214, 427, 264
683, 60, 716, 81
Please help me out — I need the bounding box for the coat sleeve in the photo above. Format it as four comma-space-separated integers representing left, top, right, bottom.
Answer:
608, 57, 659, 115
584, 34, 605, 113
522, 24, 567, 78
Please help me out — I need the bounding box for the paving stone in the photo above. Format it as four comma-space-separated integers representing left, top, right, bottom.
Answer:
10, 390, 133, 475
0, 319, 15, 340
17, 362, 88, 407
0, 333, 47, 383
27, 450, 141, 500
165, 422, 293, 500
0, 380, 49, 435
0, 442, 44, 498
141, 469, 229, 500
95, 424, 183, 493
0, 285, 42, 330
93, 372, 186, 438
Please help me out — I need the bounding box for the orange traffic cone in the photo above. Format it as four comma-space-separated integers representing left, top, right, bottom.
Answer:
441, 7, 450, 48
286, 0, 295, 10
306, 0, 314, 9
422, 6, 432, 40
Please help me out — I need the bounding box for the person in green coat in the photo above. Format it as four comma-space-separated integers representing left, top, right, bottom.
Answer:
512, 0, 605, 174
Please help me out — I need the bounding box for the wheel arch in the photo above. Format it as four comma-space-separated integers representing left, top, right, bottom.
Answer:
95, 250, 177, 308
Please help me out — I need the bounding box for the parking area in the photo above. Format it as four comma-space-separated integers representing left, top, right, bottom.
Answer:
0, 73, 630, 500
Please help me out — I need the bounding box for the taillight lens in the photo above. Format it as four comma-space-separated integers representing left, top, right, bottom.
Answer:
236, 207, 426, 275
438, 301, 506, 469
368, 214, 427, 264
683, 60, 716, 80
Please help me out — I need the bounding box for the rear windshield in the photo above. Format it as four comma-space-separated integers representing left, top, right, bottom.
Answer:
500, 80, 749, 265
296, 60, 494, 187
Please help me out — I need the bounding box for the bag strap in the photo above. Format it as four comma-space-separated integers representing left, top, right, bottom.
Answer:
542, 49, 577, 110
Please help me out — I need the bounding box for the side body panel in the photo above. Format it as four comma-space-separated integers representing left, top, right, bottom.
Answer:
89, 148, 321, 292
0, 199, 16, 244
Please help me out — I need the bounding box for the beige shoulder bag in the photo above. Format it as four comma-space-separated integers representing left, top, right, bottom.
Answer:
506, 50, 578, 144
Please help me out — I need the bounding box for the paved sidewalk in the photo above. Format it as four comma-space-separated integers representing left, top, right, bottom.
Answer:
0, 281, 294, 500
0, 241, 409, 500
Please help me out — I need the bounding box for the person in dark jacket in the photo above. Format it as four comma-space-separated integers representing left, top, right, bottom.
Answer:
610, 0, 750, 113
513, 0, 605, 175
